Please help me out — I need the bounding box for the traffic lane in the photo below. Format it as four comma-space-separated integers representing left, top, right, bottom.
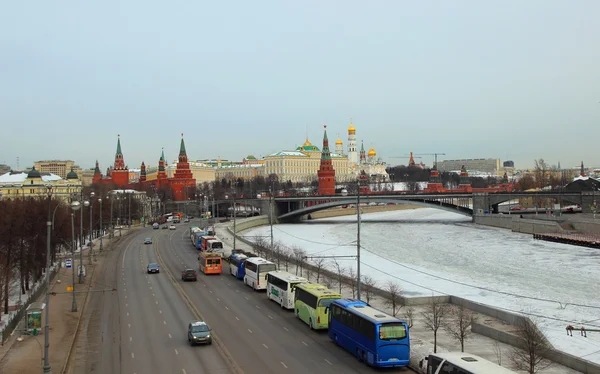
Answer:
164, 232, 347, 374
157, 233, 283, 374
120, 239, 173, 374
171, 232, 407, 373
143, 241, 232, 374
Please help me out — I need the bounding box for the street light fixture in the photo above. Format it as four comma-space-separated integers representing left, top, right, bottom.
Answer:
98, 198, 103, 251
88, 192, 95, 264
42, 185, 53, 374
80, 198, 90, 283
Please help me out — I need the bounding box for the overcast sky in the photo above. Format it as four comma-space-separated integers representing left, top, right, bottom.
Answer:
1, 1, 599, 172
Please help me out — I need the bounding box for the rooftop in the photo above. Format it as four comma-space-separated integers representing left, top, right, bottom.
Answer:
0, 171, 63, 184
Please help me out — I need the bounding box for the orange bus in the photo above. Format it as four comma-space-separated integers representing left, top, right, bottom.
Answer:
198, 252, 222, 275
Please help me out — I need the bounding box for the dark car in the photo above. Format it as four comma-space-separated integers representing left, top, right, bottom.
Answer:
188, 216, 194, 219
188, 321, 212, 345
161, 225, 168, 229
147, 263, 160, 274
144, 237, 152, 244
181, 268, 197, 281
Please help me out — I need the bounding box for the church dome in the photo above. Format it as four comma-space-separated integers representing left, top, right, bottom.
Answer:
66, 167, 79, 180
27, 166, 41, 179
368, 148, 376, 157
302, 138, 312, 147
335, 138, 343, 145
348, 124, 356, 135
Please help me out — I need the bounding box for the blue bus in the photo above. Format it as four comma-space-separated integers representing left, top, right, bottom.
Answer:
192, 231, 207, 250
228, 251, 249, 280
328, 299, 410, 368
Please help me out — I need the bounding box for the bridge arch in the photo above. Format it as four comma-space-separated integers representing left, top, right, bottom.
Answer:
277, 198, 473, 223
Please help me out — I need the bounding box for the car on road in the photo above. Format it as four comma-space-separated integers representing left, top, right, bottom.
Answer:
147, 263, 160, 274
181, 268, 197, 281
144, 237, 152, 244
184, 218, 190, 223
188, 216, 194, 219
161, 225, 168, 229
188, 321, 212, 345
169, 225, 176, 230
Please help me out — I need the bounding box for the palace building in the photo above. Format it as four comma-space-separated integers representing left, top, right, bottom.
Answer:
92, 134, 196, 200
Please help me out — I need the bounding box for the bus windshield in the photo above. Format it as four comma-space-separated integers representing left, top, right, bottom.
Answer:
379, 323, 407, 340
210, 242, 223, 249
318, 297, 338, 308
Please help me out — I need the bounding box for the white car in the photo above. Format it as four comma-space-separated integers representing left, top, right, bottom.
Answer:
169, 225, 176, 230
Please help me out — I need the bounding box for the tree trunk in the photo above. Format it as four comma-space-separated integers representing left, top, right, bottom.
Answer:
461, 340, 464, 352
433, 331, 437, 353
3, 262, 10, 315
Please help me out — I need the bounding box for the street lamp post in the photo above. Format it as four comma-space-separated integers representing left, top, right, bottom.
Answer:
69, 202, 80, 312
89, 192, 95, 264
80, 197, 89, 283
98, 198, 103, 251
269, 187, 274, 248
109, 195, 114, 239
128, 191, 131, 228
42, 185, 53, 374
342, 180, 361, 301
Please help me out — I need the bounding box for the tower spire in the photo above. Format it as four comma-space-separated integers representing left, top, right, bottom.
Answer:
317, 125, 335, 195
179, 133, 187, 158
116, 134, 122, 156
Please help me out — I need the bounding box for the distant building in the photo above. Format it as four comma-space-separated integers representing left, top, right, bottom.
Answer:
0, 164, 10, 175
503, 160, 514, 168
437, 158, 501, 175
0, 167, 83, 201
34, 160, 82, 179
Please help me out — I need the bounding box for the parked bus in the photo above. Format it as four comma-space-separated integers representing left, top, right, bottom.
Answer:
206, 239, 224, 254
243, 257, 277, 290
294, 283, 341, 330
420, 352, 517, 374
329, 299, 410, 368
227, 250, 257, 279
198, 252, 222, 275
266, 271, 308, 309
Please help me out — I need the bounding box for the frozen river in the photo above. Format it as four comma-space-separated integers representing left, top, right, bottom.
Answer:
243, 208, 600, 364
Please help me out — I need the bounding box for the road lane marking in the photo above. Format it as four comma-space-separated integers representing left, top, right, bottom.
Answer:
182, 370, 187, 374
302, 341, 308, 346
263, 344, 268, 349
150, 287, 152, 290
247, 329, 252, 333
244, 296, 248, 300
235, 289, 239, 293
225, 306, 229, 310
217, 298, 220, 302
255, 305, 260, 309
283, 327, 289, 331
156, 301, 158, 304
325, 359, 333, 365
209, 290, 212, 293
227, 283, 231, 286
127, 312, 129, 316
128, 324, 131, 328
281, 362, 288, 369
131, 352, 135, 359
126, 303, 128, 307
159, 310, 162, 314
168, 333, 172, 339
235, 317, 239, 321
129, 336, 132, 342
163, 320, 167, 325
153, 293, 155, 297
175, 349, 179, 355
125, 295, 127, 299
268, 315, 273, 319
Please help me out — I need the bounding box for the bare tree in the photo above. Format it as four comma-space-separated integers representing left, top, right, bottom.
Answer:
361, 275, 377, 304
493, 340, 503, 366
421, 297, 449, 353
445, 304, 473, 352
321, 275, 334, 289
332, 258, 345, 294
385, 280, 403, 316
403, 306, 415, 329
314, 258, 326, 283
281, 246, 292, 272
510, 317, 552, 374
271, 242, 283, 269
291, 246, 305, 276
347, 267, 357, 298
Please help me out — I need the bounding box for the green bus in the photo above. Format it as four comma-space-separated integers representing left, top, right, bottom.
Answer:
294, 283, 342, 330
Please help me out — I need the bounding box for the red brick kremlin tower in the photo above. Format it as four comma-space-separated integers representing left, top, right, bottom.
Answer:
139, 161, 147, 182
157, 148, 168, 183
111, 135, 129, 186
170, 134, 196, 200
317, 125, 336, 195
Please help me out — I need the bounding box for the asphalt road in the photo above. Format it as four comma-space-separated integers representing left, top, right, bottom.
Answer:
154, 220, 411, 374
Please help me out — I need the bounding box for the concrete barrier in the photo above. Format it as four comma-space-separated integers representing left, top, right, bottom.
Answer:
474, 215, 514, 229
511, 218, 563, 234
571, 221, 600, 235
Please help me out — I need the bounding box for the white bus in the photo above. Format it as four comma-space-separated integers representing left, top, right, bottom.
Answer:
243, 257, 277, 290
266, 271, 308, 309
421, 352, 517, 374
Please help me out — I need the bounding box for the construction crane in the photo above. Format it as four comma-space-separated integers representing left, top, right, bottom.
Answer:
389, 155, 422, 166
413, 153, 446, 168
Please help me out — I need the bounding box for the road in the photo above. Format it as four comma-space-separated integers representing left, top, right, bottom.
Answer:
77, 222, 412, 374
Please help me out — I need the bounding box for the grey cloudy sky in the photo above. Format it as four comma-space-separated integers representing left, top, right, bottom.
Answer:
1, 1, 599, 171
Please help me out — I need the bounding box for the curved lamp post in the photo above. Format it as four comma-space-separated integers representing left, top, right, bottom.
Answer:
69, 200, 80, 312
342, 184, 361, 300
42, 185, 52, 374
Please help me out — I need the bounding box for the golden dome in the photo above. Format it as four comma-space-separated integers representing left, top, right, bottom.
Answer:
335, 138, 343, 145
348, 124, 356, 134
368, 147, 376, 157
302, 137, 312, 147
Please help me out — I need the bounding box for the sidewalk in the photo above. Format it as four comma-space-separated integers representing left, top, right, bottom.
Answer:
0, 232, 125, 373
